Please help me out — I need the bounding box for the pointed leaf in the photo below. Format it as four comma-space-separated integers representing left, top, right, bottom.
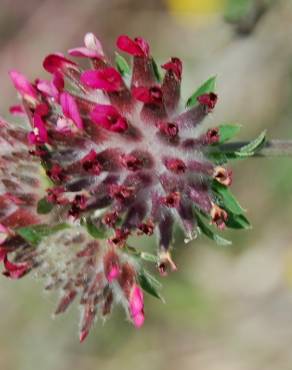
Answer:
218, 124, 241, 144
140, 252, 158, 263
17, 223, 70, 246
84, 218, 106, 239
37, 197, 54, 214
138, 269, 163, 301
151, 58, 162, 82
207, 151, 229, 164
186, 76, 217, 108
115, 52, 130, 76
125, 246, 158, 264
225, 212, 251, 229
196, 213, 231, 246
212, 182, 245, 215
235, 130, 266, 157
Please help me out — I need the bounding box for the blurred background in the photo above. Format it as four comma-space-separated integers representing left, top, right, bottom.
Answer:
1, 0, 292, 369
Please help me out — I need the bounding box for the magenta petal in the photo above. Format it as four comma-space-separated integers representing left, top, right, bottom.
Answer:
80, 68, 122, 92
43, 54, 77, 74
53, 72, 64, 91
69, 33, 104, 59
9, 105, 25, 116
0, 223, 8, 234
68, 47, 101, 58
130, 285, 144, 315
30, 113, 48, 144
107, 266, 120, 283
112, 117, 129, 132
9, 70, 37, 100
35, 103, 49, 116
37, 72, 63, 100
91, 104, 128, 132
197, 93, 218, 111
37, 79, 58, 99
90, 104, 117, 122
133, 312, 145, 328
60, 92, 83, 130
116, 35, 149, 57
28, 132, 37, 145
162, 57, 182, 80
81, 150, 101, 175
3, 256, 30, 279
132, 86, 162, 105
132, 86, 151, 103
134, 37, 150, 57
129, 284, 144, 328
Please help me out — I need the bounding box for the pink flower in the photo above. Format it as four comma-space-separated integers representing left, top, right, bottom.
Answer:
103, 247, 121, 283
37, 72, 64, 100
117, 35, 149, 57
90, 104, 128, 132
2, 256, 30, 279
81, 150, 102, 175
1, 32, 240, 341
210, 204, 228, 230
204, 128, 220, 145
9, 70, 38, 103
160, 192, 181, 208
197, 93, 218, 111
129, 284, 144, 328
157, 121, 179, 138
81, 67, 123, 92
43, 53, 77, 74
164, 158, 186, 174
132, 86, 163, 105
161, 57, 182, 80
46, 164, 66, 182
4, 193, 25, 205
69, 32, 104, 59
60, 92, 83, 130
35, 103, 49, 117
28, 113, 48, 145
108, 265, 120, 282
9, 104, 25, 116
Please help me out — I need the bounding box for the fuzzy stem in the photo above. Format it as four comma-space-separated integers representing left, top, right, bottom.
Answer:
217, 140, 292, 157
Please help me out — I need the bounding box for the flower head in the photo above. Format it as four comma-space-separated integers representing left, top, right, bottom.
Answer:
0, 33, 248, 341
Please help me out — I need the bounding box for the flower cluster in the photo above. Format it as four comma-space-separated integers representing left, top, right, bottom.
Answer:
0, 33, 251, 341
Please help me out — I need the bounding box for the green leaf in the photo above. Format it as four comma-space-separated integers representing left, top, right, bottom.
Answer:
140, 252, 158, 263
138, 269, 163, 301
17, 223, 70, 246
151, 58, 162, 82
196, 213, 231, 246
84, 218, 107, 239
206, 151, 229, 164
218, 124, 241, 144
125, 245, 158, 264
225, 212, 251, 229
37, 198, 54, 214
115, 52, 130, 76
186, 76, 217, 108
235, 130, 266, 157
212, 182, 245, 215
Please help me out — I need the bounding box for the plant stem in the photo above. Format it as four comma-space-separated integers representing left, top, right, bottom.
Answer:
218, 140, 292, 157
